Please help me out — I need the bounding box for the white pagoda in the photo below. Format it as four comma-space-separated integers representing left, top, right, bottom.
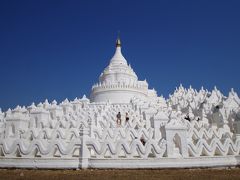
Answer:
90, 37, 157, 103
0, 37, 239, 169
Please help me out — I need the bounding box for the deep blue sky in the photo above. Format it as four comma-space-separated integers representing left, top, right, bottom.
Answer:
0, 0, 240, 110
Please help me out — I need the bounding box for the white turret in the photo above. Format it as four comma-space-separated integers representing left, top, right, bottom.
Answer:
109, 38, 128, 65
99, 38, 138, 84
90, 37, 157, 103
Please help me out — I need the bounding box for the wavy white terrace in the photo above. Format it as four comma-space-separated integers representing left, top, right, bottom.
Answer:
0, 38, 240, 169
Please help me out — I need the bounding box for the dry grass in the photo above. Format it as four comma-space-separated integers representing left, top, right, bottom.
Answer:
0, 168, 239, 180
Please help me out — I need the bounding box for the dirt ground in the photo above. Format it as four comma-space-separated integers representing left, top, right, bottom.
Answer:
0, 168, 240, 180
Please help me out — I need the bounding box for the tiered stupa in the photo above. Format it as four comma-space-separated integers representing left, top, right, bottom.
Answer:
90, 37, 157, 103
0, 37, 239, 169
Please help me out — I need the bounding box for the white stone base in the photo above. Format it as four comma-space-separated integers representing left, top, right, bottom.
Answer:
0, 156, 239, 169
0, 158, 80, 169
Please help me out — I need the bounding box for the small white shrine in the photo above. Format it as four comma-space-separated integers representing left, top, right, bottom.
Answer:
0, 38, 240, 169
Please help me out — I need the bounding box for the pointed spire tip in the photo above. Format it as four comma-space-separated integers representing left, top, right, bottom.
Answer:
116, 31, 121, 47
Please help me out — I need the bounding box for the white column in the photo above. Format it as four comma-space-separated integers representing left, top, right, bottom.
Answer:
79, 126, 90, 169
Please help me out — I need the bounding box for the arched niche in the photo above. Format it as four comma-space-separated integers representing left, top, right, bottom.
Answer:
165, 125, 189, 158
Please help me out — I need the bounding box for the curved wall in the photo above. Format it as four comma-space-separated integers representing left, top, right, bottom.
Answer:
90, 89, 147, 103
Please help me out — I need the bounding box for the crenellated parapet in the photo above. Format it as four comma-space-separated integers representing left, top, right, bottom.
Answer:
0, 85, 239, 168
5, 106, 30, 138
92, 81, 148, 93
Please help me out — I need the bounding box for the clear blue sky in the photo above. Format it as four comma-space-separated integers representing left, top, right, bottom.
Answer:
0, 0, 240, 110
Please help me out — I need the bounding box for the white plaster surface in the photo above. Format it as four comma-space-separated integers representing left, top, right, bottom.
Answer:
0, 38, 240, 169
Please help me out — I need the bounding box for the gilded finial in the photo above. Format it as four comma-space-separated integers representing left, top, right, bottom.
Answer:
116, 31, 121, 47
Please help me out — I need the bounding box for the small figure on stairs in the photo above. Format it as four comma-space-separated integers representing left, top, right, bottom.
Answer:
116, 112, 121, 126
125, 112, 129, 123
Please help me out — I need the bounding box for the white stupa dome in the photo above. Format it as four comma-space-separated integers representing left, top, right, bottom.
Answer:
90, 37, 157, 103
